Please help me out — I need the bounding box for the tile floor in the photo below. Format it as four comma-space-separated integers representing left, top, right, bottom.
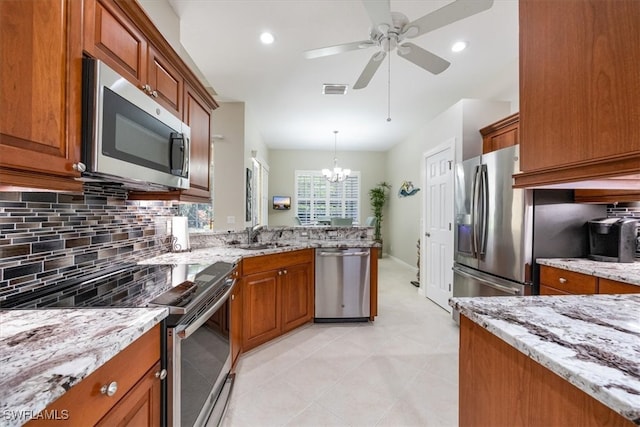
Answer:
221, 258, 460, 426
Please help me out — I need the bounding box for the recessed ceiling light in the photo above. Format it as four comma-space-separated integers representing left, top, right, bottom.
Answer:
451, 41, 467, 52
260, 32, 275, 45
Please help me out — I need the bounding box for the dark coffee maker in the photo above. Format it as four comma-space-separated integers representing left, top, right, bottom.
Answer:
588, 218, 638, 263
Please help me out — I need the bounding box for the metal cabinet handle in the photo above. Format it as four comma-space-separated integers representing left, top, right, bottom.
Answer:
559, 277, 567, 284
283, 269, 287, 275
72, 162, 86, 172
278, 270, 283, 276
151, 90, 158, 98
155, 369, 167, 380
141, 84, 151, 93
100, 381, 118, 397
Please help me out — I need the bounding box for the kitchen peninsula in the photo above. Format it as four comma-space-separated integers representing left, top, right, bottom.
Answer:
451, 294, 640, 426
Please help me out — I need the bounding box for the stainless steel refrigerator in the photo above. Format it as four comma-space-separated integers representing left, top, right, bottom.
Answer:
452, 145, 605, 322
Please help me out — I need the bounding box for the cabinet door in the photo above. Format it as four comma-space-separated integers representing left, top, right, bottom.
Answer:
518, 0, 640, 186
147, 45, 183, 118
598, 278, 639, 294
84, 0, 148, 87
539, 266, 597, 295
281, 263, 313, 333
96, 362, 162, 427
182, 83, 212, 199
0, 0, 83, 190
230, 281, 243, 367
242, 270, 280, 351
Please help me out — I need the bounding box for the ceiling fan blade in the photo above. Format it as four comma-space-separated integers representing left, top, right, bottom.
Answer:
403, 0, 494, 39
353, 51, 387, 89
303, 40, 376, 59
362, 0, 393, 28
397, 43, 450, 74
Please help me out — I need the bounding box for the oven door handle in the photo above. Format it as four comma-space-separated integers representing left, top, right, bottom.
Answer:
176, 278, 236, 339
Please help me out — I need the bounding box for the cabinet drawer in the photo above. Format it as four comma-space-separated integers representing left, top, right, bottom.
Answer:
539, 284, 571, 296
242, 249, 313, 275
539, 266, 597, 294
28, 324, 160, 426
598, 278, 640, 294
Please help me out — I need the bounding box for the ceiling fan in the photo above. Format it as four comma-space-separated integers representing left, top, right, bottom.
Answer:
303, 0, 494, 89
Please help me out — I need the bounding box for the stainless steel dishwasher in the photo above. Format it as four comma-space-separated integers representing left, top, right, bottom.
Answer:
315, 247, 371, 322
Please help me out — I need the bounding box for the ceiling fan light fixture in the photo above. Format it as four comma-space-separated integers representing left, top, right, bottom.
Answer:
451, 41, 467, 52
260, 32, 275, 45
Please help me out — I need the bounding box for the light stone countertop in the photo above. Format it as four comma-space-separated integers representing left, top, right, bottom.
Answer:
0, 308, 168, 427
450, 294, 640, 425
537, 258, 640, 286
139, 239, 380, 265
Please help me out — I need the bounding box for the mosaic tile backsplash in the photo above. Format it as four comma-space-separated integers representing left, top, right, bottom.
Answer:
0, 184, 176, 301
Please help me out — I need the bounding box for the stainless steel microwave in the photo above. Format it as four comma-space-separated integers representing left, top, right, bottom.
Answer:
81, 58, 190, 190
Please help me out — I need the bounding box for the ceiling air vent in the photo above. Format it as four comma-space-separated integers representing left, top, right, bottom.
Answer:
322, 84, 348, 95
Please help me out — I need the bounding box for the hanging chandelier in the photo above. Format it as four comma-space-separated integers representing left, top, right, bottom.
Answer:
322, 130, 351, 182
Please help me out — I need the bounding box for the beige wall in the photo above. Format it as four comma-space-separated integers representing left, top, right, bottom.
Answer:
267, 150, 387, 228
211, 102, 246, 231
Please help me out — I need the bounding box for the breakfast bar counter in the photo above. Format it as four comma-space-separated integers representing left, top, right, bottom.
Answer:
450, 294, 640, 426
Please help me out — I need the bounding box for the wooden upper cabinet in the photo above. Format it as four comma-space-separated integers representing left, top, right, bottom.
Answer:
85, 0, 218, 201
148, 45, 183, 118
517, 0, 640, 188
182, 83, 212, 199
84, 0, 148, 86
0, 0, 83, 191
480, 113, 519, 154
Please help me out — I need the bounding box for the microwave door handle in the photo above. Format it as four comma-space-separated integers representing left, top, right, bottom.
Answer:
182, 137, 189, 178
169, 133, 186, 176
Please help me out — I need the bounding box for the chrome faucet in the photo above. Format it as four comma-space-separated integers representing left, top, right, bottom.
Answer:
247, 224, 265, 243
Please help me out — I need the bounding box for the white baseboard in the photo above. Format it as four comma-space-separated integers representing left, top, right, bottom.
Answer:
387, 255, 418, 272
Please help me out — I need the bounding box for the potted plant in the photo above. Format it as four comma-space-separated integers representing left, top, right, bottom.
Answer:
368, 182, 391, 257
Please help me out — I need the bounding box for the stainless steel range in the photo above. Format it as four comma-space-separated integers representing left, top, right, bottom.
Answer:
149, 262, 238, 427
0, 260, 238, 427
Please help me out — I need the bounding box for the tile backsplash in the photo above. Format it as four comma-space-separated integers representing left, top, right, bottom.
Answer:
0, 184, 175, 300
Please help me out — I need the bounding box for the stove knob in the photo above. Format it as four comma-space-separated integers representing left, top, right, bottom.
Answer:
100, 381, 118, 397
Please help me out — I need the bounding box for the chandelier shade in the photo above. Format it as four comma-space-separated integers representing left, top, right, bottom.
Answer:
322, 130, 351, 182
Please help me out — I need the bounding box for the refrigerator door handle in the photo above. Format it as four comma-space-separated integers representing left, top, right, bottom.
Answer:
470, 165, 481, 258
478, 164, 489, 256
453, 266, 521, 296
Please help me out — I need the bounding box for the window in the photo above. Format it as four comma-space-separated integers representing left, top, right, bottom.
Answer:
295, 170, 360, 225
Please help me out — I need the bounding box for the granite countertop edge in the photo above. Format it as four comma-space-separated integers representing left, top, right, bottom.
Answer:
0, 307, 168, 426
139, 239, 380, 265
451, 295, 640, 425
537, 258, 640, 286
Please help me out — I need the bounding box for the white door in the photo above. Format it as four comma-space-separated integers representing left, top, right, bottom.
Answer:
423, 143, 454, 312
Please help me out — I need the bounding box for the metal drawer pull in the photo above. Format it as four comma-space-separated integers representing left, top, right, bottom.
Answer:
100, 381, 118, 397
155, 369, 167, 380
559, 278, 567, 284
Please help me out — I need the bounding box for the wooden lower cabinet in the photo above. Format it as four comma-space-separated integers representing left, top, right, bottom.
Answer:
598, 278, 640, 294
460, 316, 634, 427
230, 277, 243, 368
27, 325, 162, 427
241, 249, 314, 352
539, 265, 639, 295
539, 265, 597, 295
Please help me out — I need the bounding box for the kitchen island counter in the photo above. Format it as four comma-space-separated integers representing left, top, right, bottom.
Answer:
0, 308, 167, 426
450, 294, 640, 425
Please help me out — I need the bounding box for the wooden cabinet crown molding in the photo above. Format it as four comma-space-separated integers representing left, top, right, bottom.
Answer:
479, 112, 519, 137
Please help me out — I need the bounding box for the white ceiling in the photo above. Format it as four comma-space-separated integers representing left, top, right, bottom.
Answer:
166, 0, 519, 151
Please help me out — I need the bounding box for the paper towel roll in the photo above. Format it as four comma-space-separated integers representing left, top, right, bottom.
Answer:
171, 216, 190, 252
